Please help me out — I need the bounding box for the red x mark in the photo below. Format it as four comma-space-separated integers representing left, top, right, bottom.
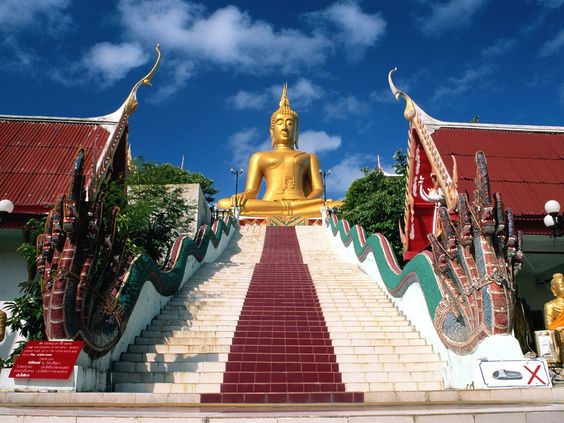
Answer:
524, 364, 545, 385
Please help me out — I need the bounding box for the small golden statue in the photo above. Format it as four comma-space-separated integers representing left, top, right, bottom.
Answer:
543, 273, 564, 362
217, 84, 341, 217
545, 273, 564, 331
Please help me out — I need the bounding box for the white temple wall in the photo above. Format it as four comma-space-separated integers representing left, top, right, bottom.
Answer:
0, 229, 28, 361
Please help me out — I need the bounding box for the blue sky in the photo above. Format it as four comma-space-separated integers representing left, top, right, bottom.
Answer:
1, 0, 564, 201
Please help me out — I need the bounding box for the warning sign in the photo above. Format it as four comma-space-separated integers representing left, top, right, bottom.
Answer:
9, 341, 84, 380
477, 359, 552, 388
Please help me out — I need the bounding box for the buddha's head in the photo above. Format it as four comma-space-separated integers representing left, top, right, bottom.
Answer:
270, 83, 299, 149
551, 273, 564, 299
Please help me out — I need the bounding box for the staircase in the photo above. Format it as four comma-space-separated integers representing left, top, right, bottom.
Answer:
297, 226, 444, 397
201, 226, 362, 403
112, 225, 444, 401
113, 226, 265, 395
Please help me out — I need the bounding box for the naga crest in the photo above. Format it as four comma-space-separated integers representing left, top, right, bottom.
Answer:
37, 149, 129, 354
428, 151, 524, 353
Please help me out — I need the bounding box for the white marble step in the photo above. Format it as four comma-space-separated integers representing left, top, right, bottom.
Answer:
115, 382, 220, 393
296, 226, 445, 392
113, 370, 225, 384
119, 352, 229, 363
113, 226, 266, 393
127, 344, 232, 354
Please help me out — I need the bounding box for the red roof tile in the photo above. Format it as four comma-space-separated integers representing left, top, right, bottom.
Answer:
0, 117, 119, 216
433, 127, 564, 217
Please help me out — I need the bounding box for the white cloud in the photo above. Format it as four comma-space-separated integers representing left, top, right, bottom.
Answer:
228, 90, 269, 110
305, 0, 386, 60
151, 59, 195, 102
81, 42, 149, 86
329, 154, 375, 196
0, 38, 40, 71
481, 38, 516, 57
298, 131, 341, 154
2, 1, 386, 91
0, 0, 72, 35
270, 78, 324, 109
291, 78, 325, 107
370, 87, 395, 104
324, 94, 369, 118
117, 0, 329, 74
535, 0, 564, 8
228, 128, 270, 167
540, 29, 564, 57
230, 78, 324, 112
78, 0, 382, 88
431, 66, 492, 104
417, 0, 488, 37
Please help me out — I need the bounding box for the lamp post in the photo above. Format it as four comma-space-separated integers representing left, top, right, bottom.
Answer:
543, 200, 562, 237
319, 169, 332, 206
230, 168, 244, 208
209, 203, 216, 224
0, 199, 14, 224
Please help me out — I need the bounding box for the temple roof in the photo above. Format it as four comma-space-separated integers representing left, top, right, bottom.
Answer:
389, 68, 564, 258
0, 113, 123, 218
0, 44, 161, 229
421, 114, 564, 219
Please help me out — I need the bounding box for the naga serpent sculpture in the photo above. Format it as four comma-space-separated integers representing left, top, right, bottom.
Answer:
37, 150, 233, 356
428, 151, 524, 353
328, 151, 523, 354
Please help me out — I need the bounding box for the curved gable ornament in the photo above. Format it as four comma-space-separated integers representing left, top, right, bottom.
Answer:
388, 68, 458, 210
388, 67, 416, 122
123, 43, 162, 116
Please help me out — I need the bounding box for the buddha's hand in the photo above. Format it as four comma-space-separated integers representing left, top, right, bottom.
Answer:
230, 193, 246, 207
238, 191, 258, 207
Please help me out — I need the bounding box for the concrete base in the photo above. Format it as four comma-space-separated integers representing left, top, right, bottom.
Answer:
1, 387, 563, 422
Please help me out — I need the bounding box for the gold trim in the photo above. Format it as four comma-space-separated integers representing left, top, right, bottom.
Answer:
388, 67, 416, 121
124, 43, 161, 116
411, 115, 457, 209
451, 154, 458, 193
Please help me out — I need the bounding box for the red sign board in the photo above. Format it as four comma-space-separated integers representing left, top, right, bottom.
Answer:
9, 341, 84, 380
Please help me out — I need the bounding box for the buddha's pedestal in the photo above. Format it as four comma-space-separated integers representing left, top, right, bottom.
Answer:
535, 329, 563, 363
238, 215, 323, 227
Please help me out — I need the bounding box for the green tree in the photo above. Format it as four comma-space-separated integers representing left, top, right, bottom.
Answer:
131, 158, 218, 203
337, 149, 407, 260
4, 218, 47, 367
118, 183, 193, 262
120, 159, 214, 261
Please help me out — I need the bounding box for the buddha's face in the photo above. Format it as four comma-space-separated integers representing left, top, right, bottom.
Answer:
271, 114, 297, 147
552, 275, 564, 298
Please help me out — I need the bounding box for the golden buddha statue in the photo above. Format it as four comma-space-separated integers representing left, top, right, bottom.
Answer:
218, 84, 340, 217
545, 273, 564, 331
544, 273, 564, 361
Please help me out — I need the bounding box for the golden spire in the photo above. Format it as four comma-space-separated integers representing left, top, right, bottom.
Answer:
124, 43, 162, 116
388, 67, 416, 122
270, 82, 298, 128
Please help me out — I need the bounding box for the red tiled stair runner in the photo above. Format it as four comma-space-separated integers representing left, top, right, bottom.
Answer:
201, 227, 363, 403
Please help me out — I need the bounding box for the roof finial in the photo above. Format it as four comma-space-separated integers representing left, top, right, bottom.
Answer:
388, 67, 416, 122
124, 43, 162, 116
